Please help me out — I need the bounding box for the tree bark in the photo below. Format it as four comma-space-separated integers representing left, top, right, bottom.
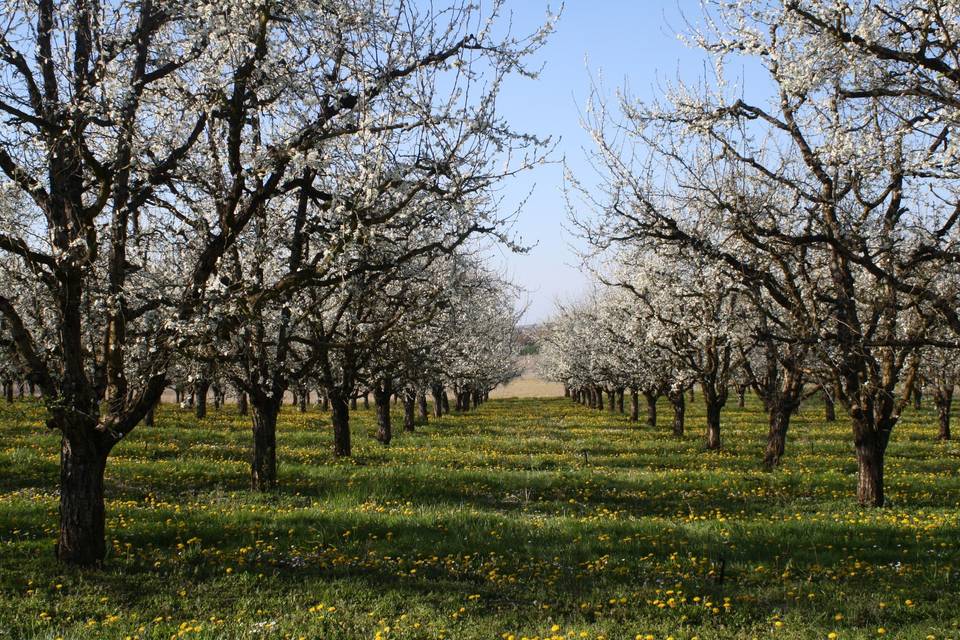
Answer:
57, 434, 109, 566
763, 404, 791, 470
629, 388, 639, 422
736, 385, 746, 408
823, 389, 836, 422
237, 392, 248, 416
417, 393, 429, 423
616, 388, 624, 414
331, 392, 351, 457
403, 392, 416, 432
144, 406, 155, 427
913, 386, 922, 410
194, 379, 210, 419
643, 392, 658, 428
374, 378, 392, 445
705, 400, 722, 450
855, 428, 885, 507
441, 390, 450, 414
4, 381, 13, 403
670, 392, 685, 437
250, 399, 279, 491
431, 385, 444, 418
935, 387, 952, 440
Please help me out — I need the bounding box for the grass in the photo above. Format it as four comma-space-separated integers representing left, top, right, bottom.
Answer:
0, 394, 958, 640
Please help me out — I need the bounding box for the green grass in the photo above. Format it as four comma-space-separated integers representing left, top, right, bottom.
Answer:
0, 395, 958, 640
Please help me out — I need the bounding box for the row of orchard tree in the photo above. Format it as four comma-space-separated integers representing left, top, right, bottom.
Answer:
0, 0, 548, 566
545, 0, 960, 509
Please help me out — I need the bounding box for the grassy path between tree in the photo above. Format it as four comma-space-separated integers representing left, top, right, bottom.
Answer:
0, 397, 958, 639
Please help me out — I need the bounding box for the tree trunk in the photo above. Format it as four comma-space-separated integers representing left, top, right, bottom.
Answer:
616, 388, 624, 413
57, 434, 109, 566
824, 389, 836, 422
363, 394, 369, 410
237, 392, 248, 416
350, 396, 358, 410
194, 379, 210, 419
250, 399, 279, 491
417, 393, 429, 423
737, 385, 746, 408
374, 379, 392, 445
606, 390, 615, 412
670, 392, 685, 437
321, 391, 329, 411
629, 389, 639, 422
144, 406, 155, 427
763, 404, 791, 470
643, 392, 658, 428
913, 386, 922, 410
4, 381, 13, 403
855, 430, 885, 507
705, 400, 722, 450
403, 392, 416, 432
432, 385, 444, 418
935, 387, 952, 440
441, 391, 450, 414
331, 392, 351, 457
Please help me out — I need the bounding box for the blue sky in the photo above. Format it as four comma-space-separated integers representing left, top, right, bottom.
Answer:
488, 1, 730, 322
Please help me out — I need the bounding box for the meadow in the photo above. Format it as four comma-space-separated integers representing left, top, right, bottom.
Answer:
0, 395, 958, 640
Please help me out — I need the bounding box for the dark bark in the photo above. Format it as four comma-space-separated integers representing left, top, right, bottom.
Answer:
374, 378, 392, 445
350, 396, 358, 410
194, 379, 210, 419
403, 392, 416, 432
629, 388, 639, 423
934, 386, 952, 440
250, 398, 279, 491
736, 384, 746, 408
417, 393, 428, 423
330, 392, 351, 457
57, 434, 109, 566
705, 401, 722, 450
144, 406, 154, 427
855, 427, 886, 507
643, 391, 658, 428
4, 381, 13, 403
237, 392, 248, 416
431, 385, 444, 418
913, 386, 922, 410
298, 388, 308, 413
823, 389, 836, 422
669, 391, 685, 437
441, 390, 450, 414
606, 390, 615, 412
616, 388, 625, 414
363, 394, 369, 410
763, 404, 791, 470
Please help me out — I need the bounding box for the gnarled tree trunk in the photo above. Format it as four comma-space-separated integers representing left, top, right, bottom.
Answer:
374, 378, 393, 445
763, 403, 792, 470
934, 386, 952, 441
705, 400, 722, 450
417, 393, 428, 423
57, 431, 110, 566
629, 388, 639, 423
643, 391, 658, 428
330, 392, 351, 457
250, 397, 280, 491
194, 379, 210, 419
403, 392, 416, 432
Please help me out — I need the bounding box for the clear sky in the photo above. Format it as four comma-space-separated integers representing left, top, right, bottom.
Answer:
489, 1, 728, 323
